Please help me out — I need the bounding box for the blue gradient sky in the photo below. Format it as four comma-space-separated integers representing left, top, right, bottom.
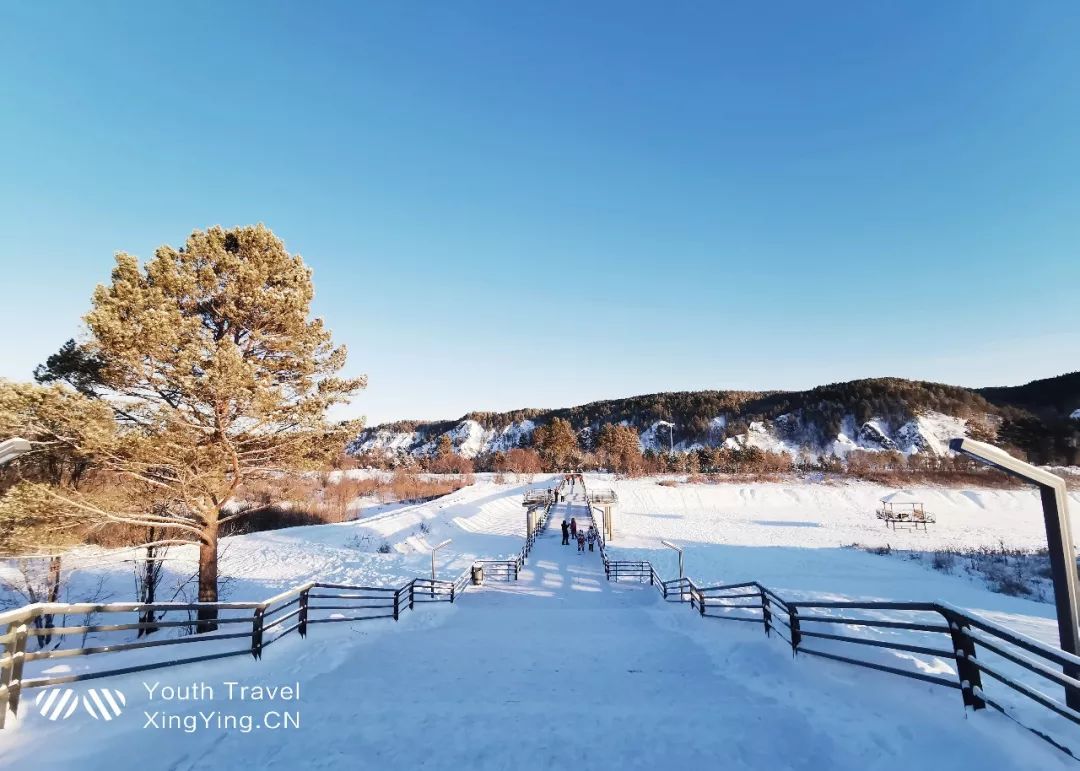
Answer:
1, 2, 1078, 425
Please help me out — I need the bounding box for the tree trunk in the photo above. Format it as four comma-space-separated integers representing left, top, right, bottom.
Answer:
40, 555, 62, 647
196, 516, 219, 633
138, 540, 159, 638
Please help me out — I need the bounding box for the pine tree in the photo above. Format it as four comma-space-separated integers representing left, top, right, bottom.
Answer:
597, 423, 643, 474
9, 225, 366, 631
532, 418, 578, 470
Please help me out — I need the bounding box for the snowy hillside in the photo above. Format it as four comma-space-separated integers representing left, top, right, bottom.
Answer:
0, 477, 553, 613
352, 419, 537, 459
352, 373, 1080, 464
352, 409, 975, 461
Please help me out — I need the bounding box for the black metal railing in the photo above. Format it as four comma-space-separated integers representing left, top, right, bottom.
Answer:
2, 519, 539, 726
2, 568, 470, 726
602, 560, 1080, 755
0, 481, 568, 727
476, 560, 519, 581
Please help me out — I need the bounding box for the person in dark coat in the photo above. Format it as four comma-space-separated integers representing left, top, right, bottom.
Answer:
561, 519, 570, 545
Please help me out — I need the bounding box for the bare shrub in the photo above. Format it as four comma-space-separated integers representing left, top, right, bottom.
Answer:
502, 448, 543, 474
318, 476, 378, 521
345, 533, 375, 550
388, 470, 466, 504
863, 542, 1046, 601
930, 550, 956, 573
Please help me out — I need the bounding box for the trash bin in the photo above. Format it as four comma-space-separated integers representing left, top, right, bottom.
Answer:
471, 563, 484, 586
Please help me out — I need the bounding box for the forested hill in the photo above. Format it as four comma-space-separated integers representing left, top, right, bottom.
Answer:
353, 372, 1080, 465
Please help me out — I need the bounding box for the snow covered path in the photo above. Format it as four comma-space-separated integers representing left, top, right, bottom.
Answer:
1, 493, 1069, 769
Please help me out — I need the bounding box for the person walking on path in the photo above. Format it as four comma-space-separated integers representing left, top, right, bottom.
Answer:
570, 518, 578, 540
586, 526, 597, 552
561, 519, 570, 546
576, 530, 586, 553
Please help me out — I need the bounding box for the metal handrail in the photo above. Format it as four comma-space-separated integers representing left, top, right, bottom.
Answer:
0, 491, 564, 728
599, 557, 1080, 754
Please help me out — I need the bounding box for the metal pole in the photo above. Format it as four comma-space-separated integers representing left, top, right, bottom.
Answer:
1040, 482, 1080, 706
430, 539, 452, 601
950, 438, 1080, 709
661, 540, 684, 598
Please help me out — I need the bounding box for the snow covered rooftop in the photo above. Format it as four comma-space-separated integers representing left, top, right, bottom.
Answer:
880, 490, 925, 504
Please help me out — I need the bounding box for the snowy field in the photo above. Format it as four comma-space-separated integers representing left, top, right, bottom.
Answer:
600, 475, 1078, 611
0, 488, 1073, 770
1, 476, 1078, 766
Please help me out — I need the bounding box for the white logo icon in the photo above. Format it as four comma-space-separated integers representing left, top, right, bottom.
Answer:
35, 688, 79, 721
33, 687, 126, 721
81, 688, 126, 721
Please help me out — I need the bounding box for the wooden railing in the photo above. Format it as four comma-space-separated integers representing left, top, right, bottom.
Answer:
604, 560, 1080, 755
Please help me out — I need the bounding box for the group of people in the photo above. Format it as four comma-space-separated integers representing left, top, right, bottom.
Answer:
560, 517, 598, 553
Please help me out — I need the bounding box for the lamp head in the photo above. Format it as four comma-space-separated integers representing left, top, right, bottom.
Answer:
0, 438, 32, 466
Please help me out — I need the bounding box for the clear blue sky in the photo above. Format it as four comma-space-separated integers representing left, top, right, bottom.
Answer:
1, 2, 1078, 426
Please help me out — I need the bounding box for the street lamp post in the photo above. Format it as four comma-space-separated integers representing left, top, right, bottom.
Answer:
0, 438, 32, 466
661, 539, 684, 597
430, 539, 452, 598
949, 438, 1080, 709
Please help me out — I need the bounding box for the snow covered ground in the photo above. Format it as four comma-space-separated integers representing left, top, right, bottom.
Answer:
1, 477, 553, 613
600, 475, 1080, 756
598, 476, 1079, 619
604, 476, 1080, 554
0, 491, 1071, 770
